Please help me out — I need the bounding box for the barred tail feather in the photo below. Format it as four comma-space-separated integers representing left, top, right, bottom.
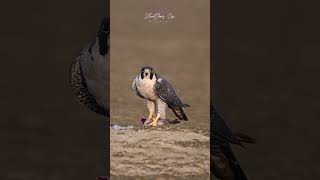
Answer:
215, 145, 248, 180
234, 132, 256, 144
171, 107, 188, 121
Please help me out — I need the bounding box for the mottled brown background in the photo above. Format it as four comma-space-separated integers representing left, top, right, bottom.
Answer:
213, 0, 320, 179
0, 0, 108, 179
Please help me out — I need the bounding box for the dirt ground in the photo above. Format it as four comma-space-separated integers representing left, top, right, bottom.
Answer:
110, 125, 210, 180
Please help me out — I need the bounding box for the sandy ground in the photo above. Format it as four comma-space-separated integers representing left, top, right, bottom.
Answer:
110, 125, 210, 180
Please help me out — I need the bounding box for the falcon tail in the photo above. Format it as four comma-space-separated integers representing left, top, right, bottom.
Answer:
212, 144, 248, 180
223, 145, 248, 180
171, 107, 188, 121
234, 132, 256, 144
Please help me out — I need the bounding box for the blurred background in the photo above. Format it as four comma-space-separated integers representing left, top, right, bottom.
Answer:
110, 0, 210, 129
0, 0, 108, 179
213, 0, 320, 179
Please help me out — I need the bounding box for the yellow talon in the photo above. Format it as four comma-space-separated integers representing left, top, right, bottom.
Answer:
149, 117, 158, 127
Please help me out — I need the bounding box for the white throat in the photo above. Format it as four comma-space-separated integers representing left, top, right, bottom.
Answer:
136, 75, 157, 100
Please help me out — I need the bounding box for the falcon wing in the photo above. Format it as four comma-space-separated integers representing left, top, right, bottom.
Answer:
211, 104, 254, 180
211, 142, 248, 180
154, 75, 189, 120
211, 104, 241, 145
69, 54, 109, 117
211, 104, 256, 147
131, 76, 145, 99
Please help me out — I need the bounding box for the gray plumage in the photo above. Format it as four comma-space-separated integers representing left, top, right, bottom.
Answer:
154, 75, 189, 120
70, 17, 109, 117
132, 66, 189, 125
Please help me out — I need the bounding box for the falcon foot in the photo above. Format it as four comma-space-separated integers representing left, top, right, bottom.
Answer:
148, 118, 158, 127
141, 117, 154, 126
140, 117, 181, 127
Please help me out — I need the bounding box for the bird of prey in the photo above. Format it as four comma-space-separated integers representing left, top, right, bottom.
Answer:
211, 104, 255, 180
70, 17, 110, 117
132, 66, 189, 126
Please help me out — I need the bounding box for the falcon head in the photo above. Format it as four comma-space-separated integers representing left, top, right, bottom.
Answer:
98, 17, 110, 56
140, 66, 155, 80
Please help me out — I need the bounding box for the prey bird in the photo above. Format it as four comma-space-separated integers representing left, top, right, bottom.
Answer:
132, 66, 189, 126
211, 104, 255, 180
70, 17, 110, 117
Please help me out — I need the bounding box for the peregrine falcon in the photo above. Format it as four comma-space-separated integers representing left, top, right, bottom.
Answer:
211, 104, 255, 180
70, 17, 110, 117
132, 66, 189, 126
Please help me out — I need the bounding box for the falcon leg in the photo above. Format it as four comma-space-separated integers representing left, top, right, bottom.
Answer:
148, 99, 166, 127
149, 116, 159, 127
144, 114, 155, 126
145, 100, 156, 126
